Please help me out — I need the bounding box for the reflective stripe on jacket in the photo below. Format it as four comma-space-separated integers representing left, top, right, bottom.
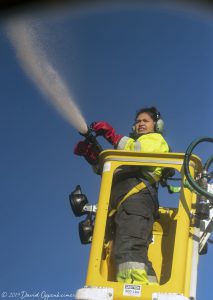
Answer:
116, 133, 169, 180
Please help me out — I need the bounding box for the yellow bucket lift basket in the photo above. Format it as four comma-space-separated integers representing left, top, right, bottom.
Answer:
75, 150, 203, 300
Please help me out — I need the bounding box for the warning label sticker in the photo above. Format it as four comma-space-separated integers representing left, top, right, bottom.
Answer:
208, 183, 213, 194
103, 162, 111, 173
123, 284, 142, 297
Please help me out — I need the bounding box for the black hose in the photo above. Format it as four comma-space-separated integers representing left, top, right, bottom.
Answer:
183, 137, 213, 200
204, 156, 213, 172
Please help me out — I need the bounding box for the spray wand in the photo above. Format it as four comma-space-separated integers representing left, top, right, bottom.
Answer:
79, 124, 103, 153
77, 125, 103, 174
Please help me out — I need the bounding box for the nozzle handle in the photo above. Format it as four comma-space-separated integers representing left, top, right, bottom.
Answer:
79, 127, 103, 152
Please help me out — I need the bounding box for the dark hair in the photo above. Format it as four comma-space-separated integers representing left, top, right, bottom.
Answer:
135, 106, 161, 123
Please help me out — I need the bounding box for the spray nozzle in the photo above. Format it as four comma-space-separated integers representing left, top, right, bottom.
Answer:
79, 126, 95, 140
79, 125, 103, 153
79, 122, 99, 140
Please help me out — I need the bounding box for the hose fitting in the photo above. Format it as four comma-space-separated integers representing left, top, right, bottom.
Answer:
79, 126, 103, 153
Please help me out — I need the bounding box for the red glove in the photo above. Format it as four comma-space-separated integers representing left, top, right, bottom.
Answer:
91, 121, 122, 146
74, 140, 100, 165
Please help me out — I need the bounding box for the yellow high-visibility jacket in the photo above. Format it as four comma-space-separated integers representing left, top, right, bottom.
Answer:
116, 133, 169, 180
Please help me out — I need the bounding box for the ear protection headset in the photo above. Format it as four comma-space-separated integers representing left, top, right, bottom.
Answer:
154, 110, 164, 133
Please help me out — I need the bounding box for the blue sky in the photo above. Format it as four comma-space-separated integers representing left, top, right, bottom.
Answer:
0, 2, 213, 300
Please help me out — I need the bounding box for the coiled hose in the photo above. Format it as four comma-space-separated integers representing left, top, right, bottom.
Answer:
183, 137, 213, 200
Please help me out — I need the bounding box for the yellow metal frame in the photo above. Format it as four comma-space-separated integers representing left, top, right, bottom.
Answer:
85, 151, 203, 300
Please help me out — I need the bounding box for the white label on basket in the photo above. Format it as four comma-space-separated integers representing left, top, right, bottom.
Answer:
123, 284, 142, 297
103, 162, 111, 172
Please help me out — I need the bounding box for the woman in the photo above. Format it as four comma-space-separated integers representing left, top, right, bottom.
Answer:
74, 106, 169, 285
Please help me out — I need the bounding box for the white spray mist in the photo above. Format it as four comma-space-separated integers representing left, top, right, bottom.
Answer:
6, 17, 88, 134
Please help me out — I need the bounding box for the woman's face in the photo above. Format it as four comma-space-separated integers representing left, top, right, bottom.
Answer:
135, 112, 155, 135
